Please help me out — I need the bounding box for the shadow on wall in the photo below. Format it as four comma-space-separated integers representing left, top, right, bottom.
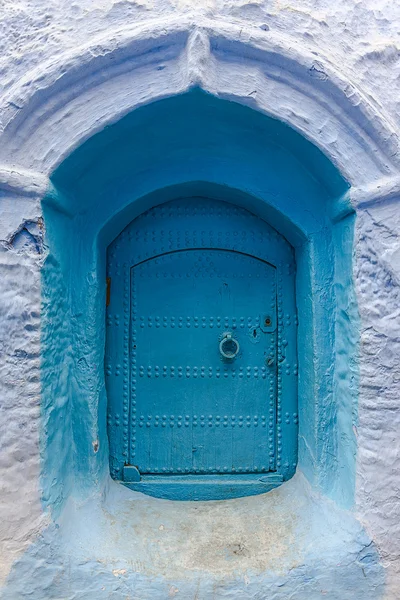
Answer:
1, 90, 382, 598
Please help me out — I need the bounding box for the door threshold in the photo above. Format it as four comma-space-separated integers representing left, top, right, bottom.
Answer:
120, 472, 283, 501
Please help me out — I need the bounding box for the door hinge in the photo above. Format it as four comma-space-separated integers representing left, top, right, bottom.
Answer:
106, 277, 111, 306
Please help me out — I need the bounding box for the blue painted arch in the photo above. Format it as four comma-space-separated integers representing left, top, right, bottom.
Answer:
41, 89, 357, 516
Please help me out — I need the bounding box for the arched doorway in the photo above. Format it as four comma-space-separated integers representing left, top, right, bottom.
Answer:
0, 22, 393, 520
42, 89, 355, 509
106, 197, 297, 499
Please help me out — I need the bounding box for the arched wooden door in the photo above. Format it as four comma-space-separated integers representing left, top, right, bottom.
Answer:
106, 198, 297, 500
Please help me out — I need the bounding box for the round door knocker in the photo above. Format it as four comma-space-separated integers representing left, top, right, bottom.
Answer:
219, 331, 240, 360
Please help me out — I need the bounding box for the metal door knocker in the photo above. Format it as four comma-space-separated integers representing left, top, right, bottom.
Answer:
219, 332, 240, 360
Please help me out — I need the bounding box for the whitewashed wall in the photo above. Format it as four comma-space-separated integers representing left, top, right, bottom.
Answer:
0, 1, 399, 598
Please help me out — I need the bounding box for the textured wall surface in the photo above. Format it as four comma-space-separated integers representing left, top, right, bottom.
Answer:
355, 200, 400, 595
0, 1, 399, 599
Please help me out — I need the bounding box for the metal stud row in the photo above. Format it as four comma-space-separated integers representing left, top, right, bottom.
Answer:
137, 365, 269, 378
140, 466, 270, 474
134, 414, 269, 428
135, 316, 263, 328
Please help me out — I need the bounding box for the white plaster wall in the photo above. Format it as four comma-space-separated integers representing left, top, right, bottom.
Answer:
1, 0, 400, 127
0, 1, 400, 598
356, 201, 400, 598
0, 219, 46, 584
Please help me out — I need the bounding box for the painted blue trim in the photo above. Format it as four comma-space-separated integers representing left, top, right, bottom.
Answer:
124, 473, 284, 501
41, 89, 356, 517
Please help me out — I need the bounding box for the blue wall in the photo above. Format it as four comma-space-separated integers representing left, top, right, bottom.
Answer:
0, 89, 380, 600
43, 89, 356, 512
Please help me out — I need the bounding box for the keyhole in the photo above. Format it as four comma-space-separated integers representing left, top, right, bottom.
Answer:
253, 329, 257, 338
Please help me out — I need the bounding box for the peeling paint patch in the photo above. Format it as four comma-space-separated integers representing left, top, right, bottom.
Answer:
8, 220, 44, 254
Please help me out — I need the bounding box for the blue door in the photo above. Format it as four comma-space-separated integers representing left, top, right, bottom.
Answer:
106, 198, 297, 500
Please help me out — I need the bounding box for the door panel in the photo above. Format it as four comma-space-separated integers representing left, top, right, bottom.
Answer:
106, 197, 298, 499
131, 249, 277, 475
